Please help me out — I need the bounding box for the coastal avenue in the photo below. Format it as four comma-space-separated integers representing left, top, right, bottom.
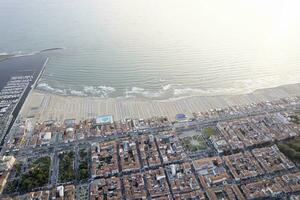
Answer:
5, 100, 299, 159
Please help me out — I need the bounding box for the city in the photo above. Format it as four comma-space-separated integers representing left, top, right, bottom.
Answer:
1, 0, 300, 199
0, 96, 300, 199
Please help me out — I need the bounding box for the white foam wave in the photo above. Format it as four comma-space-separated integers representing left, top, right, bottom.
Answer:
37, 83, 65, 94
126, 87, 145, 94
83, 85, 116, 97
70, 90, 86, 96
125, 87, 164, 98
161, 83, 182, 91
125, 84, 245, 100
162, 84, 172, 91
37, 83, 117, 97
37, 78, 294, 101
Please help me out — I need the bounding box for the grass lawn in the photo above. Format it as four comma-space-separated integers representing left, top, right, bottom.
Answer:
202, 127, 216, 138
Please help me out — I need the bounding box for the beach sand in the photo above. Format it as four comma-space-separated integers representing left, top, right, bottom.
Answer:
20, 83, 300, 122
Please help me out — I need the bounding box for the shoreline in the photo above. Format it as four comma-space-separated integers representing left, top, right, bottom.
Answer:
20, 82, 300, 122
0, 54, 14, 62
34, 80, 300, 102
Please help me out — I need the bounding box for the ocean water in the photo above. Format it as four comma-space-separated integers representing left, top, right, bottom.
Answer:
1, 0, 300, 100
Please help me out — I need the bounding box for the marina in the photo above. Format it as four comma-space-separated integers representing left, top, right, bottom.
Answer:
0, 55, 48, 147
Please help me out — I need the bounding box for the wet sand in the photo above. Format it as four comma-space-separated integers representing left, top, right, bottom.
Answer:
19, 83, 300, 122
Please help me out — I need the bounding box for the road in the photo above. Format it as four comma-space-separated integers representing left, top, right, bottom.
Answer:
1, 102, 300, 199
3, 103, 300, 160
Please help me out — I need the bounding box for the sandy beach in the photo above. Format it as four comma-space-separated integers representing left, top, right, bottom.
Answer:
19, 83, 300, 122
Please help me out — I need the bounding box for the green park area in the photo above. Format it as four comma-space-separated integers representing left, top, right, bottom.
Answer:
59, 151, 75, 183
279, 137, 300, 164
289, 114, 300, 124
202, 127, 216, 138
5, 156, 51, 193
181, 135, 206, 152
78, 149, 89, 181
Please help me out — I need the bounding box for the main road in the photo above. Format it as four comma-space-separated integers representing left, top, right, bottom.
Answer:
5, 102, 300, 159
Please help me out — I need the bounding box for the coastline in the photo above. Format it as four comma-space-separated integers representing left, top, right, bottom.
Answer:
19, 82, 300, 122
0, 54, 14, 62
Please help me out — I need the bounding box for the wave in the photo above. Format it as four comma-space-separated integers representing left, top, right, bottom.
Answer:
37, 83, 66, 94
36, 82, 247, 100
0, 52, 10, 56
83, 85, 116, 97
37, 83, 116, 98
123, 84, 242, 100
162, 83, 183, 91
36, 78, 300, 101
125, 87, 164, 98
162, 84, 172, 91
70, 89, 86, 96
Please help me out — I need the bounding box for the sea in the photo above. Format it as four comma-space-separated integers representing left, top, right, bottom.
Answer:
1, 0, 300, 100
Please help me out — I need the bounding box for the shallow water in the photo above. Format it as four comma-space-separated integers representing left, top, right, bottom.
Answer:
1, 0, 300, 100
